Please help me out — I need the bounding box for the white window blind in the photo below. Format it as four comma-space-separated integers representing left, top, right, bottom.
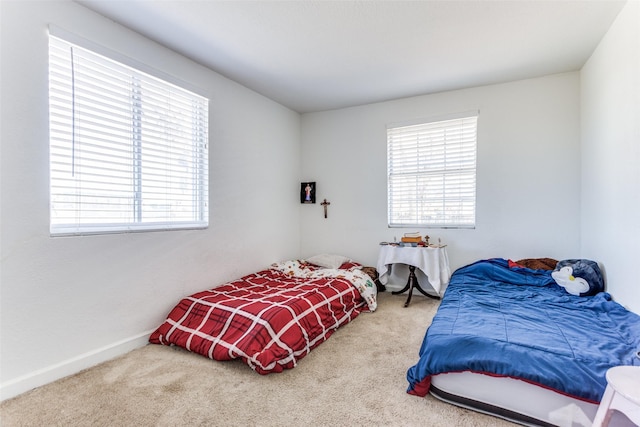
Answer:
49, 35, 209, 236
387, 114, 477, 228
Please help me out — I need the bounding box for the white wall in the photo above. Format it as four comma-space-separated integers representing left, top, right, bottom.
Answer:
2, 0, 635, 404
300, 73, 582, 275
581, 0, 640, 313
0, 1, 301, 400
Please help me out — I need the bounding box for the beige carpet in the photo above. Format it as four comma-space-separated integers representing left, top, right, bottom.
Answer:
0, 292, 516, 426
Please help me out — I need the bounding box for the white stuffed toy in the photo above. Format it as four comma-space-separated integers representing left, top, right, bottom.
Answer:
551, 259, 604, 296
551, 266, 589, 296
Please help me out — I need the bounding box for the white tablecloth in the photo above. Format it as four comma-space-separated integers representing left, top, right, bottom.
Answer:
376, 245, 451, 296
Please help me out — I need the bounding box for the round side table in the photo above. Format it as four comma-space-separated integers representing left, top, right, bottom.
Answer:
592, 365, 640, 426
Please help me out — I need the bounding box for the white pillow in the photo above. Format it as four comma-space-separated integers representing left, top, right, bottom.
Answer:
306, 253, 350, 269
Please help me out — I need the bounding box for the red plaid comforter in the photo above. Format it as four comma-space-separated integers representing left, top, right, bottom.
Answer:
149, 261, 375, 374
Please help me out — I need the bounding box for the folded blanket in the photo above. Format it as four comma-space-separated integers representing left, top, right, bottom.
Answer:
514, 257, 558, 271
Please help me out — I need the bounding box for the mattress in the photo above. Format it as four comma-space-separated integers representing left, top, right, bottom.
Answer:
406, 258, 640, 426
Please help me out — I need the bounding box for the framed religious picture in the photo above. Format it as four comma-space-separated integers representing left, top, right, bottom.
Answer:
300, 182, 316, 204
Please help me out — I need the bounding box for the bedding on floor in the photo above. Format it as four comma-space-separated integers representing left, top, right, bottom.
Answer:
406, 258, 640, 413
149, 259, 377, 374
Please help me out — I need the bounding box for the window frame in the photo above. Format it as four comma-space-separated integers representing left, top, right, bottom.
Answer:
48, 27, 209, 236
386, 112, 478, 229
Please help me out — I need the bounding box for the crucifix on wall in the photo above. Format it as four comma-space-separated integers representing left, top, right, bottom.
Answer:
320, 199, 330, 218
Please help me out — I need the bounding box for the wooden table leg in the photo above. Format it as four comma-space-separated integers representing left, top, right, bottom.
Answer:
392, 265, 440, 307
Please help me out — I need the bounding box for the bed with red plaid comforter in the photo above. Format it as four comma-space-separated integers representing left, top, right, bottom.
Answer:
149, 260, 377, 374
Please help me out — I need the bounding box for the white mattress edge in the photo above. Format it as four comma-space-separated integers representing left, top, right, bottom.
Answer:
430, 371, 598, 427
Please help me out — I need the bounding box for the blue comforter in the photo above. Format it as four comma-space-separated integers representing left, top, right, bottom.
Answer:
406, 258, 640, 402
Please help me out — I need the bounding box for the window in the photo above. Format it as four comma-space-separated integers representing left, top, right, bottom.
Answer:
387, 113, 477, 228
49, 33, 208, 236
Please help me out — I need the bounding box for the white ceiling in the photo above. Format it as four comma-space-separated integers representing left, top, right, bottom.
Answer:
77, 0, 626, 113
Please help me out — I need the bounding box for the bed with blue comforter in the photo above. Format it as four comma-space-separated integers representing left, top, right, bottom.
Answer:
406, 258, 640, 406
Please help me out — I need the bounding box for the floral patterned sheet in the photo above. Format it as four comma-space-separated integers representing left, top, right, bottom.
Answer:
271, 259, 377, 311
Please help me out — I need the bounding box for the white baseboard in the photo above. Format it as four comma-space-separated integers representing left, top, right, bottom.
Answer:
0, 330, 154, 402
